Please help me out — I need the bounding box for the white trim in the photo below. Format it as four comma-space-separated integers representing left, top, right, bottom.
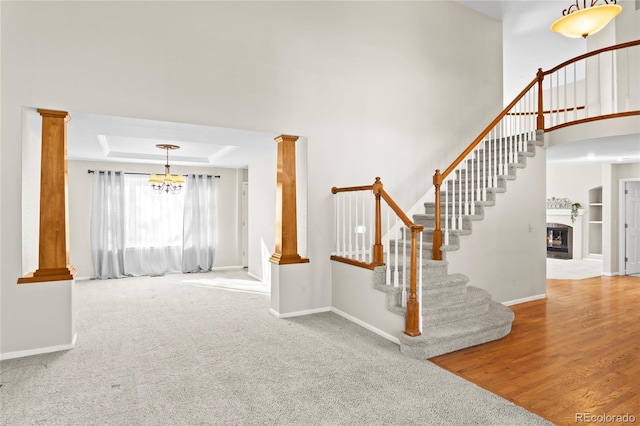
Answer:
330, 307, 401, 345
602, 271, 620, 277
0, 333, 77, 361
269, 306, 330, 319
211, 265, 244, 271
502, 294, 546, 306
75, 276, 92, 281
246, 271, 262, 282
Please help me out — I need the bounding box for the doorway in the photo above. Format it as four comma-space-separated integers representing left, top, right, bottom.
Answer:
623, 180, 640, 275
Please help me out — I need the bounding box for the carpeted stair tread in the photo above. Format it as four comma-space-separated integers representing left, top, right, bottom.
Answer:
398, 302, 515, 359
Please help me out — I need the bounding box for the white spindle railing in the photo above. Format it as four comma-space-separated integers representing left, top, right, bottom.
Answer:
331, 178, 424, 336
542, 41, 639, 130
436, 83, 538, 253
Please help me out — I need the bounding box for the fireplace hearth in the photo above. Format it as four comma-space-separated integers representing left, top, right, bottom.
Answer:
547, 223, 573, 259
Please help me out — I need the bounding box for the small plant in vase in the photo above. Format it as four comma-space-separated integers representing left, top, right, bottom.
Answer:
571, 202, 581, 224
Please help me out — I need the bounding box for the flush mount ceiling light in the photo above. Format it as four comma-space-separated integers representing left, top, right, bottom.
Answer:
551, 0, 622, 38
149, 144, 184, 193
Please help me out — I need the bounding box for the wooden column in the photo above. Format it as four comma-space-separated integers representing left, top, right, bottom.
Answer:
18, 109, 76, 283
269, 135, 309, 265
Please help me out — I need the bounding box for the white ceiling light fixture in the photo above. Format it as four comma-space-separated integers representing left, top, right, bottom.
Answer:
551, 0, 622, 38
149, 144, 184, 193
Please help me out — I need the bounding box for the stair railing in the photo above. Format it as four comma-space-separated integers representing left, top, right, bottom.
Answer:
540, 39, 640, 131
432, 39, 640, 261
331, 177, 424, 336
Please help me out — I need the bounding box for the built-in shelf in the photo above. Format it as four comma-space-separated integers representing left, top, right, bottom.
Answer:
588, 187, 603, 256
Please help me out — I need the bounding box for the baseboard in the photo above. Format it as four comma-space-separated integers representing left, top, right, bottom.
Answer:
75, 276, 92, 281
269, 307, 330, 319
502, 294, 546, 306
211, 265, 244, 271
246, 271, 262, 282
602, 272, 620, 277
330, 307, 401, 345
0, 333, 77, 361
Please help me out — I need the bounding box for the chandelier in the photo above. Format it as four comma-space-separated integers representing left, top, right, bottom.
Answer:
149, 144, 184, 193
551, 0, 622, 38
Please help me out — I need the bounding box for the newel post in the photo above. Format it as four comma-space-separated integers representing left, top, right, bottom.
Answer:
432, 169, 443, 261
269, 135, 309, 265
18, 109, 76, 284
404, 226, 421, 337
372, 177, 384, 266
536, 68, 545, 130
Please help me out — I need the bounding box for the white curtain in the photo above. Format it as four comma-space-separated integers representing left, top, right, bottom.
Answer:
90, 172, 217, 278
123, 174, 185, 276
90, 171, 126, 279
182, 174, 216, 273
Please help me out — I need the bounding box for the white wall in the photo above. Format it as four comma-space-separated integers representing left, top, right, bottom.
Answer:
247, 151, 276, 283
67, 160, 244, 278
446, 145, 547, 304
1, 1, 503, 354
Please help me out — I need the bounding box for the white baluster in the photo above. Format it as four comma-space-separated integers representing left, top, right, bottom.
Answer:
418, 230, 423, 334
573, 62, 578, 120
333, 193, 340, 256
402, 227, 407, 307
492, 127, 497, 187
481, 138, 487, 202
386, 205, 391, 286
464, 160, 469, 215
471, 149, 476, 216
394, 216, 399, 288
341, 194, 346, 256
444, 177, 449, 246
457, 168, 463, 230
585, 57, 589, 118
450, 177, 455, 231
369, 192, 374, 263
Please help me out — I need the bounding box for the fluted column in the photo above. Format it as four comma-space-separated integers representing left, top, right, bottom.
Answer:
18, 109, 76, 283
269, 135, 309, 265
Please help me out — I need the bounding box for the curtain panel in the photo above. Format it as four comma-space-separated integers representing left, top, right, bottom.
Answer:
90, 170, 127, 279
182, 174, 217, 273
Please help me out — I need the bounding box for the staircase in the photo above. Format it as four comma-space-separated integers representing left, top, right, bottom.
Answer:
373, 134, 543, 359
330, 40, 639, 360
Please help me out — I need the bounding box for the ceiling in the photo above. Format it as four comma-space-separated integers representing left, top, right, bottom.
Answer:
63, 1, 638, 168
67, 111, 277, 169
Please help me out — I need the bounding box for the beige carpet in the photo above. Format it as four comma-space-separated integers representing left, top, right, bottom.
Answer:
0, 270, 551, 425
546, 257, 602, 280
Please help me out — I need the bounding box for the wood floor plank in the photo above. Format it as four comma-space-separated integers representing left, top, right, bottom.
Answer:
430, 275, 640, 426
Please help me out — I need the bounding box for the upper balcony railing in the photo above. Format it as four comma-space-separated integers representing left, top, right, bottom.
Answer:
431, 40, 640, 260
540, 39, 640, 131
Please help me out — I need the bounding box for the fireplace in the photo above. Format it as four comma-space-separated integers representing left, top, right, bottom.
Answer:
546, 223, 573, 259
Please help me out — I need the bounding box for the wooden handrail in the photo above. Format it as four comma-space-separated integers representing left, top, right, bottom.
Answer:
543, 39, 640, 77
437, 76, 539, 183
546, 110, 640, 132
378, 188, 424, 232
331, 177, 423, 336
331, 184, 374, 194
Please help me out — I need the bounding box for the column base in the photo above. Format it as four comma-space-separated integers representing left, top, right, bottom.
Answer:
18, 265, 77, 284
269, 253, 310, 265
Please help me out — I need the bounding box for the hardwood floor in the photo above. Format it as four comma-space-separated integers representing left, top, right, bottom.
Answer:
430, 275, 640, 426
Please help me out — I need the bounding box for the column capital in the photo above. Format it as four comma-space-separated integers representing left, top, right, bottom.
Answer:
37, 109, 71, 122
